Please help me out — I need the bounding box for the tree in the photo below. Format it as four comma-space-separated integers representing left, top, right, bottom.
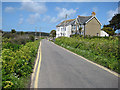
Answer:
11, 29, 16, 34
79, 27, 82, 35
50, 30, 56, 38
102, 26, 115, 36
20, 31, 24, 35
109, 14, 120, 31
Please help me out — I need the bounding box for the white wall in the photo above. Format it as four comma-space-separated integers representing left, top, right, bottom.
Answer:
56, 25, 72, 38
66, 25, 72, 37
100, 30, 109, 37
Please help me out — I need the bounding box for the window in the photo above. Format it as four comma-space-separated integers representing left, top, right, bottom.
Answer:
64, 27, 66, 31
74, 26, 76, 29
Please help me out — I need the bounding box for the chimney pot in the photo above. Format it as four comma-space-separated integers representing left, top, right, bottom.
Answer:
92, 12, 96, 16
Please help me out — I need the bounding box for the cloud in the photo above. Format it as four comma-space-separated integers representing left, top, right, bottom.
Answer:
107, 8, 118, 22
4, 7, 15, 13
20, 0, 47, 24
56, 7, 76, 19
20, 1, 47, 14
27, 13, 40, 24
18, 17, 24, 25
43, 15, 51, 22
43, 7, 76, 23
50, 17, 58, 23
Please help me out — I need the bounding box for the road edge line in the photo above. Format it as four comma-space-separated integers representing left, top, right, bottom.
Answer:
30, 41, 41, 88
34, 41, 42, 88
51, 41, 120, 77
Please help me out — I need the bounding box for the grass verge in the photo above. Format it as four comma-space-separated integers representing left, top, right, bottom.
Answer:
55, 36, 119, 74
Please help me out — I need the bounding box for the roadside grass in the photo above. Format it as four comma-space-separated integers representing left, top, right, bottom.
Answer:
2, 39, 40, 89
55, 36, 119, 74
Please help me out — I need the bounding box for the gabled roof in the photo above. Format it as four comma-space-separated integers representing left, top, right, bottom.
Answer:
76, 16, 92, 24
85, 16, 102, 26
56, 15, 101, 27
56, 19, 75, 27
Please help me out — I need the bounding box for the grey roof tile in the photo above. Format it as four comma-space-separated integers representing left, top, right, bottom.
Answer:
56, 16, 92, 27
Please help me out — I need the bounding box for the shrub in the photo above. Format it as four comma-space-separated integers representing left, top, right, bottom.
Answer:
55, 37, 119, 73
2, 40, 40, 88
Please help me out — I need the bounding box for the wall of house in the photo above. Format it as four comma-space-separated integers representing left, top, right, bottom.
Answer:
56, 25, 72, 38
85, 17, 101, 36
56, 26, 64, 38
66, 25, 72, 37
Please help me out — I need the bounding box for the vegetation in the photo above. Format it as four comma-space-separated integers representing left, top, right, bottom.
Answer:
50, 30, 56, 38
55, 36, 119, 73
102, 14, 120, 36
2, 33, 40, 88
11, 29, 16, 34
102, 26, 115, 36
79, 27, 82, 34
109, 14, 120, 31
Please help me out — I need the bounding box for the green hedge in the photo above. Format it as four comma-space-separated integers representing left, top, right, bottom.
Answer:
55, 36, 119, 73
2, 40, 40, 88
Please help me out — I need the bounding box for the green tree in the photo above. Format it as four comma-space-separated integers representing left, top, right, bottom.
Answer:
11, 29, 16, 34
109, 14, 120, 31
20, 31, 24, 35
102, 26, 115, 36
79, 27, 82, 35
50, 30, 56, 38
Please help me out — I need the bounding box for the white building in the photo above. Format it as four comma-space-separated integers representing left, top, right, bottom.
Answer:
56, 12, 109, 38
100, 30, 109, 37
56, 19, 76, 38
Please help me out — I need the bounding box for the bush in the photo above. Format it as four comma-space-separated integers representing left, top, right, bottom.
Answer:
55, 37, 119, 73
2, 40, 40, 88
29, 35, 35, 42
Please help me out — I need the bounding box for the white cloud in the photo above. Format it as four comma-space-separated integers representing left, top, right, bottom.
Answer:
18, 17, 24, 25
43, 15, 51, 22
107, 8, 118, 22
4, 7, 15, 13
27, 13, 40, 24
43, 7, 76, 23
56, 7, 76, 19
50, 17, 58, 23
20, 1, 47, 14
20, 0, 47, 24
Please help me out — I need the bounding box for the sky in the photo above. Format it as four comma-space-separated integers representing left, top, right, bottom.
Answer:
1, 1, 119, 33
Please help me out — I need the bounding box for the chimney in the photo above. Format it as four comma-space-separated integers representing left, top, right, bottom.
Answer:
92, 12, 96, 16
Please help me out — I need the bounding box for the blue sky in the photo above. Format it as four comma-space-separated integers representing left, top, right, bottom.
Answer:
2, 1, 119, 33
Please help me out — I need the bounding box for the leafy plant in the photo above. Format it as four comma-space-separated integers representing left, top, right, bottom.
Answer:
55, 36, 119, 73
2, 39, 40, 88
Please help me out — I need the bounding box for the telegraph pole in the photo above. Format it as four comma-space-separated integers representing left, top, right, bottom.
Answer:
64, 14, 67, 36
39, 27, 41, 39
35, 27, 37, 41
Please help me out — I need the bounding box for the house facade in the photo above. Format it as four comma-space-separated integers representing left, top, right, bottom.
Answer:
56, 12, 108, 38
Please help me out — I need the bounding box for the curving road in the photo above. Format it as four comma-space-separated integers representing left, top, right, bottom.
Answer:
31, 39, 118, 88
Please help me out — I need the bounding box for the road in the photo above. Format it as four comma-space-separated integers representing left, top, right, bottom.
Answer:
31, 39, 118, 88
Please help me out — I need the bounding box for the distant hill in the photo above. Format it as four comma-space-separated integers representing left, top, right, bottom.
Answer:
2, 31, 50, 36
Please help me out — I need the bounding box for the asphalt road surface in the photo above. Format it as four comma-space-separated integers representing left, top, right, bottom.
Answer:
32, 39, 118, 88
